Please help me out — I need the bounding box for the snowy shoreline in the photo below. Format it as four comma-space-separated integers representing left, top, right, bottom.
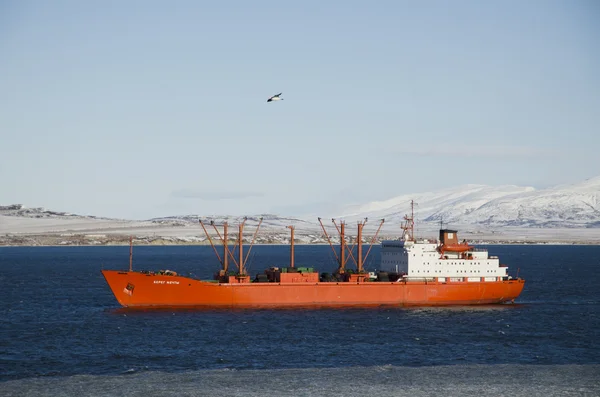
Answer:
1, 212, 598, 247
1, 229, 598, 247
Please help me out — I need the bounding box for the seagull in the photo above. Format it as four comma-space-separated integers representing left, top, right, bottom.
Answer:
267, 93, 283, 102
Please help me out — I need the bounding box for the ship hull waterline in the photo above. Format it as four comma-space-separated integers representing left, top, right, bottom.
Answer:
102, 270, 526, 309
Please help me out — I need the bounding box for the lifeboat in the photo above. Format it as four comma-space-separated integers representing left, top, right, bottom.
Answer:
439, 243, 472, 253
437, 229, 473, 254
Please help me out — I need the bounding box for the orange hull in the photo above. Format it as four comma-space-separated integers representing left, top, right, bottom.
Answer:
102, 270, 525, 308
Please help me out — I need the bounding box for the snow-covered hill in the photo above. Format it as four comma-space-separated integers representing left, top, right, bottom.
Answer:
337, 176, 600, 228
0, 204, 112, 220
148, 214, 315, 230
1, 176, 599, 246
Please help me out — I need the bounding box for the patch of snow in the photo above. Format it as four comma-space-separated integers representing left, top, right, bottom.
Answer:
1, 176, 599, 243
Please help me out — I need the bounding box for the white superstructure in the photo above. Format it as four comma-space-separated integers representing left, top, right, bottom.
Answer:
379, 229, 510, 282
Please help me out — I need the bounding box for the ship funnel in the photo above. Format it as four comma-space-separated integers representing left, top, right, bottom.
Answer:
439, 229, 459, 245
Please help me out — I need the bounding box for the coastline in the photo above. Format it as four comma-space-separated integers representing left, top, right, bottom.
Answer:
1, 214, 598, 247
1, 232, 598, 247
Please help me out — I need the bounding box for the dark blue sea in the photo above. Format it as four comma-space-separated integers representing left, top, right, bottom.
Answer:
1, 244, 599, 396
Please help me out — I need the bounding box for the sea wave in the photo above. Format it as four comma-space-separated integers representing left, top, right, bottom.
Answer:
1, 364, 599, 397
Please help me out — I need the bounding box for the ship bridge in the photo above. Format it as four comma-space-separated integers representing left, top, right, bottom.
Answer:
379, 234, 509, 282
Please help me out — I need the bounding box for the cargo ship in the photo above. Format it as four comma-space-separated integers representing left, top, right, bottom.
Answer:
102, 203, 525, 308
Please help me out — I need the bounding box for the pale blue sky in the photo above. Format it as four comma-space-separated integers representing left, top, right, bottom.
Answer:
1, 0, 598, 219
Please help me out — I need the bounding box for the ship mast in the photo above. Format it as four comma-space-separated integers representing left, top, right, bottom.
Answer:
287, 225, 295, 268
357, 218, 384, 272
238, 220, 246, 275
332, 219, 356, 271
401, 200, 416, 241
199, 217, 262, 279
357, 222, 363, 272
223, 222, 228, 273
129, 235, 133, 272
319, 217, 384, 275
339, 221, 346, 273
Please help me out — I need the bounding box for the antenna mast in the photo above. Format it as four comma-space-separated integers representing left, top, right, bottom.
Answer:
287, 225, 295, 268
129, 235, 133, 272
401, 200, 415, 241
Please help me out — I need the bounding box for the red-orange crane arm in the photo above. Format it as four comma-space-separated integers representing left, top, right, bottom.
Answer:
211, 221, 238, 268
318, 217, 339, 263
363, 219, 385, 264
199, 220, 222, 265
244, 217, 263, 264
236, 218, 248, 274
333, 219, 357, 268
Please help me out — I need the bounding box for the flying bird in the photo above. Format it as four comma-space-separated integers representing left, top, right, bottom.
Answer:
267, 93, 283, 102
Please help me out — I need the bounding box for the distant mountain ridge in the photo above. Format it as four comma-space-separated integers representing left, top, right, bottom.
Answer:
2, 176, 599, 229
0, 204, 113, 220
336, 176, 600, 228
